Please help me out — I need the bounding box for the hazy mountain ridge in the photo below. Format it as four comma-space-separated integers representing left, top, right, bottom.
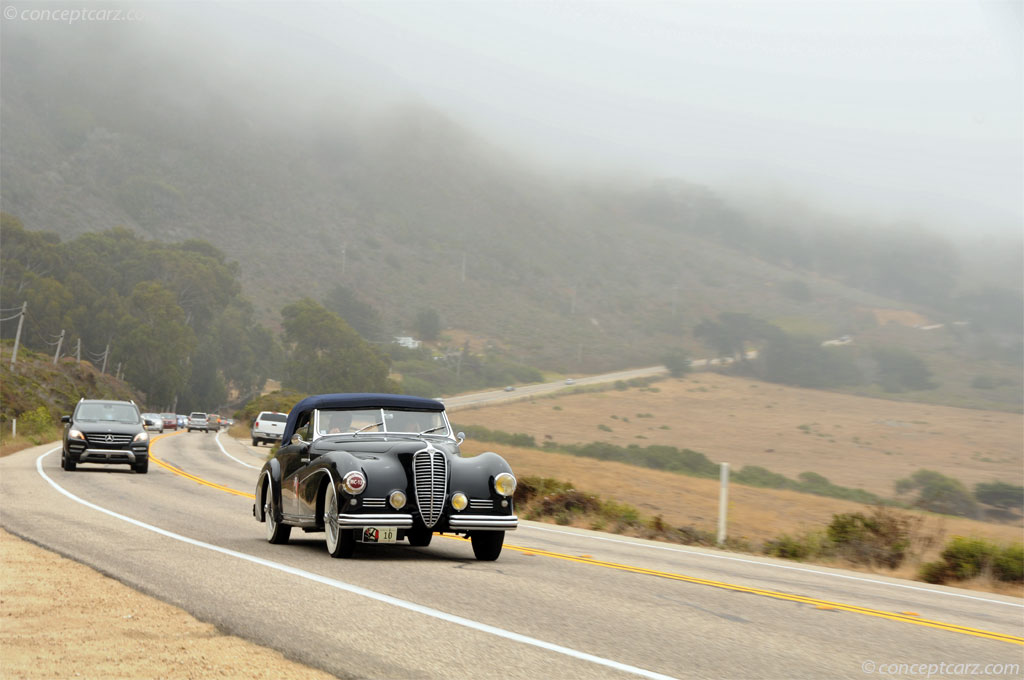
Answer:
1, 20, 1018, 376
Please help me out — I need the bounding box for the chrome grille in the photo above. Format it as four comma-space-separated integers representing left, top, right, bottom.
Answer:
361, 498, 386, 509
413, 448, 447, 528
469, 499, 493, 510
85, 433, 133, 447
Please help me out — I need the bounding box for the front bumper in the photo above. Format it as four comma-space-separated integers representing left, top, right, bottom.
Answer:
447, 514, 519, 531
76, 448, 146, 464
336, 513, 413, 528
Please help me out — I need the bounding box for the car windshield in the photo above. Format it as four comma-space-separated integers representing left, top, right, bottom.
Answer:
76, 403, 139, 423
315, 408, 449, 437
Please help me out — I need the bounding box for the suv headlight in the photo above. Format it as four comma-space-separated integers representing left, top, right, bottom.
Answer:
68, 429, 86, 441
493, 472, 517, 497
133, 431, 149, 443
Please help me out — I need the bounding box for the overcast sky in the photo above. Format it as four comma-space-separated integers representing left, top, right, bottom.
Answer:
179, 1, 1022, 237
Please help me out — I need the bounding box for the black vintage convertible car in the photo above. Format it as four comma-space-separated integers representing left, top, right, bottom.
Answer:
254, 393, 518, 560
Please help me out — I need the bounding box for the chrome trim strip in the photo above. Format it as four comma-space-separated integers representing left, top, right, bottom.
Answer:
447, 515, 518, 530
80, 449, 137, 462
336, 513, 413, 528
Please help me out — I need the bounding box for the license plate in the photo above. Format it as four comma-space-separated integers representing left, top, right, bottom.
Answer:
360, 527, 397, 543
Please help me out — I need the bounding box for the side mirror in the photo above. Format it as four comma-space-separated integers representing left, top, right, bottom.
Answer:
456, 431, 465, 445
61, 415, 71, 424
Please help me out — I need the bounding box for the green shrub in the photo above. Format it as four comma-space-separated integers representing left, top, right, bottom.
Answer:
992, 544, 1024, 583
19, 405, 54, 436
825, 508, 917, 568
895, 469, 978, 517
974, 482, 1024, 511
457, 424, 536, 448
941, 536, 997, 580
763, 532, 828, 561
918, 561, 950, 584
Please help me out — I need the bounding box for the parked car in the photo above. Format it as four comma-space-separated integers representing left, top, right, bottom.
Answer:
61, 399, 149, 473
254, 393, 518, 560
187, 412, 211, 433
141, 413, 164, 433
161, 413, 178, 431
251, 411, 288, 446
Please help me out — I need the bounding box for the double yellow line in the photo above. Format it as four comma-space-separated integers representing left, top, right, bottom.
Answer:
148, 432, 1024, 646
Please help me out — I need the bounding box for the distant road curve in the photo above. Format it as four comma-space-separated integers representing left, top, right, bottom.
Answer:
443, 365, 668, 411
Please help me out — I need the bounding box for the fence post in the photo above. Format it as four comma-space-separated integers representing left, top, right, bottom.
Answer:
12, 418, 16, 439
717, 462, 729, 546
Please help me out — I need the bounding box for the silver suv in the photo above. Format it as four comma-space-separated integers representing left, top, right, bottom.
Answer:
187, 412, 212, 433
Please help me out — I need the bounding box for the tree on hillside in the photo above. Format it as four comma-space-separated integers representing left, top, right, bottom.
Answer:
870, 346, 936, 392
759, 332, 861, 388
415, 308, 441, 342
116, 281, 197, 407
693, 313, 773, 363
324, 284, 383, 341
281, 298, 395, 394
895, 469, 978, 518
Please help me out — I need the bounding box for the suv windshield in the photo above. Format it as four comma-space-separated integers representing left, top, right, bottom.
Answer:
76, 402, 140, 423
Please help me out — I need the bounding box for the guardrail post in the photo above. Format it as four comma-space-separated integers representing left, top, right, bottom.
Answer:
717, 462, 729, 546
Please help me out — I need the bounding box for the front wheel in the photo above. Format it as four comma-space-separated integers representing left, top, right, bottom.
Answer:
265, 487, 291, 544
470, 531, 504, 561
61, 450, 76, 471
407, 525, 433, 547
134, 458, 149, 474
324, 490, 355, 558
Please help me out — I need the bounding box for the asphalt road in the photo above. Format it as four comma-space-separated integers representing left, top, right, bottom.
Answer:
3, 431, 1022, 680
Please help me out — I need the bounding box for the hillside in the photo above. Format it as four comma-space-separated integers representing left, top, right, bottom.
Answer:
0, 344, 143, 434
1, 19, 1020, 402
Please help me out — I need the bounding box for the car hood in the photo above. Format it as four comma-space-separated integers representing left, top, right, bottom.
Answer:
310, 436, 459, 457
71, 421, 143, 435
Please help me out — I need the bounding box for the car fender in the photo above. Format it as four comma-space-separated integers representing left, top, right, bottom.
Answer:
254, 459, 283, 521
449, 451, 514, 498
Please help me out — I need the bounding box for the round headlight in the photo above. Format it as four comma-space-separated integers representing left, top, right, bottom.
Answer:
451, 492, 468, 511
389, 490, 407, 509
342, 471, 366, 495
68, 429, 86, 441
133, 431, 149, 443
493, 472, 517, 497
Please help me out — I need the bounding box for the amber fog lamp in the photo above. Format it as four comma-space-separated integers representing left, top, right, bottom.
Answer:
389, 490, 407, 509
493, 472, 516, 497
451, 492, 468, 511
342, 471, 366, 495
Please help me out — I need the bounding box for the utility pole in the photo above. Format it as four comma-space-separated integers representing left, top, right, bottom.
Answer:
53, 329, 65, 364
9, 301, 26, 368
101, 342, 110, 374
76, 338, 81, 364
115, 362, 122, 380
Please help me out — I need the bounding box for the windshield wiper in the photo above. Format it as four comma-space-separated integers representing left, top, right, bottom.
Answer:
354, 421, 383, 435
417, 425, 447, 435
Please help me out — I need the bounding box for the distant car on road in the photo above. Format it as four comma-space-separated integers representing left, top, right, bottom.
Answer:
187, 412, 212, 433
564, 378, 575, 385
161, 413, 178, 431
61, 399, 149, 473
254, 393, 518, 560
141, 413, 164, 433
251, 411, 287, 446
503, 385, 515, 392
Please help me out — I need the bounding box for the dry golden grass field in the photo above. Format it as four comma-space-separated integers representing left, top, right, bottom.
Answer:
454, 372, 1023, 591
453, 372, 1023, 499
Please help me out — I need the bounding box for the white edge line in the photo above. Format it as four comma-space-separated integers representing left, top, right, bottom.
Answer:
522, 524, 1024, 609
213, 431, 261, 469
34, 449, 677, 680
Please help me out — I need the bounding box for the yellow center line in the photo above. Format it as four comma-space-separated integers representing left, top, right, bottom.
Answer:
147, 434, 1024, 646
150, 431, 255, 499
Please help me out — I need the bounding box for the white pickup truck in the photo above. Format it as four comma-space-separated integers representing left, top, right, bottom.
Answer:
251, 411, 288, 446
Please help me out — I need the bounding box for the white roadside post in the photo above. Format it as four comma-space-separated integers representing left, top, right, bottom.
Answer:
717, 462, 729, 546
12, 418, 16, 439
